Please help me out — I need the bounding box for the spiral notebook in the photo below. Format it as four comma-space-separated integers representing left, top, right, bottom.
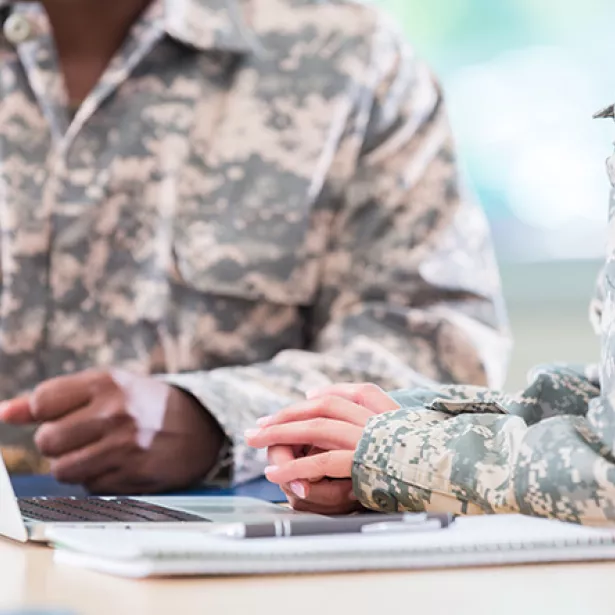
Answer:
46, 514, 615, 578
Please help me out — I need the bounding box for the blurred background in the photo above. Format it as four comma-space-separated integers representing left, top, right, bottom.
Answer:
378, 0, 611, 388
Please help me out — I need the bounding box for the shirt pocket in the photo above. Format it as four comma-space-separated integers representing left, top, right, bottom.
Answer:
171, 194, 323, 308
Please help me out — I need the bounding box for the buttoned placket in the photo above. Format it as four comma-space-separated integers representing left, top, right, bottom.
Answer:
3, 3, 166, 379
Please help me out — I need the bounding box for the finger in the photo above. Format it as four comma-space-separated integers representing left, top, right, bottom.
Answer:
278, 488, 305, 511
265, 450, 354, 483
267, 446, 311, 500
305, 479, 358, 505
267, 445, 296, 466
290, 496, 360, 515
306, 383, 400, 414
246, 419, 363, 451
303, 446, 326, 483
278, 481, 310, 504
34, 396, 130, 458
285, 479, 359, 515
256, 397, 373, 429
49, 429, 138, 485
283, 479, 349, 505
31, 370, 109, 422
35, 406, 102, 458
0, 396, 34, 425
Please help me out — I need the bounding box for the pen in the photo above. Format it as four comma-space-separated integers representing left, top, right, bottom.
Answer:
209, 512, 455, 539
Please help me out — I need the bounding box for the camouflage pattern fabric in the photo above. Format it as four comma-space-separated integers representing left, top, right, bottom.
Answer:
0, 0, 509, 480
352, 124, 615, 525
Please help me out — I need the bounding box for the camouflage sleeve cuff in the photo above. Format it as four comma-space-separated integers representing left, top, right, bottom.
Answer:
201, 437, 234, 486
351, 406, 521, 516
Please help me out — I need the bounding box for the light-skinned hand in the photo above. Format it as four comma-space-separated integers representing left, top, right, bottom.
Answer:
245, 383, 400, 514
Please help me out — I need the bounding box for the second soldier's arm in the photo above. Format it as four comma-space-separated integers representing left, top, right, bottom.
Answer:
352, 143, 615, 525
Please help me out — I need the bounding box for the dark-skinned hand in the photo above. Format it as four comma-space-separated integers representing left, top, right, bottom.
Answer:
0, 369, 224, 494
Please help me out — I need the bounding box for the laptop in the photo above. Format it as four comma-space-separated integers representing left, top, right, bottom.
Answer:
0, 453, 305, 543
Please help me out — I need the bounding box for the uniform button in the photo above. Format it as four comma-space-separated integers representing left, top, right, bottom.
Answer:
4, 14, 33, 45
372, 489, 399, 513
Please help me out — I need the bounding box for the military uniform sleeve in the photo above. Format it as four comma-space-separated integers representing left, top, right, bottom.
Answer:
352, 133, 615, 525
162, 27, 510, 486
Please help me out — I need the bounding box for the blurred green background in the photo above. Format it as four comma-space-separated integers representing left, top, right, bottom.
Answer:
378, 0, 611, 388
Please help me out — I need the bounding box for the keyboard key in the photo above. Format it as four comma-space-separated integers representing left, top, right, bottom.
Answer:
18, 498, 208, 523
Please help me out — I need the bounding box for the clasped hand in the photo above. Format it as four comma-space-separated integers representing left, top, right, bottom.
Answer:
245, 384, 400, 514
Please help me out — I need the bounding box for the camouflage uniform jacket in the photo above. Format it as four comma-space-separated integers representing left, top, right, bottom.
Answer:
0, 0, 509, 480
352, 113, 615, 524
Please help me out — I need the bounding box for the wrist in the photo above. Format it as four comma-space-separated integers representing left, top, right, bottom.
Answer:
171, 386, 227, 478
199, 404, 226, 474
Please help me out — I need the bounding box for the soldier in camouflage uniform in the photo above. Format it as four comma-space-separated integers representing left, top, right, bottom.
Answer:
0, 0, 509, 495
247, 107, 615, 524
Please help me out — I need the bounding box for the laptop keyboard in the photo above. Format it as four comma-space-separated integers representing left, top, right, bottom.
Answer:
18, 497, 209, 523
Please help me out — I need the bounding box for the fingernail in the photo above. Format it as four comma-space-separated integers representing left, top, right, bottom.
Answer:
256, 415, 273, 426
305, 389, 320, 400
0, 402, 7, 416
290, 481, 306, 499
244, 428, 260, 439
264, 465, 279, 475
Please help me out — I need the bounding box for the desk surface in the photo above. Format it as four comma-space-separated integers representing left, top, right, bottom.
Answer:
0, 538, 613, 615
3, 478, 615, 615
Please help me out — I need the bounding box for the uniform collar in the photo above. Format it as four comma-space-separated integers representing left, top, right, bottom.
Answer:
0, 0, 257, 55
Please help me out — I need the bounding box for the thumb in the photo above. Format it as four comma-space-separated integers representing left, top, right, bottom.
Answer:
265, 450, 353, 484
0, 396, 35, 424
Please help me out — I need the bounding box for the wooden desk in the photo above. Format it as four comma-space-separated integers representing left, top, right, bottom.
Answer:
0, 538, 613, 615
